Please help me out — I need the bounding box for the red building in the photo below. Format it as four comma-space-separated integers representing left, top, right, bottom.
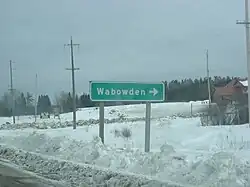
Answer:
212, 78, 248, 124
213, 79, 248, 102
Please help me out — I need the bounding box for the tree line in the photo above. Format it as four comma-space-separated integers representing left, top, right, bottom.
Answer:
0, 76, 237, 117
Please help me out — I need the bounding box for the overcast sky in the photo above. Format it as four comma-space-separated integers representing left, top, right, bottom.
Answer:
0, 0, 247, 98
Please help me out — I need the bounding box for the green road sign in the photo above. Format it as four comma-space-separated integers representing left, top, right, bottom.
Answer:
90, 81, 165, 102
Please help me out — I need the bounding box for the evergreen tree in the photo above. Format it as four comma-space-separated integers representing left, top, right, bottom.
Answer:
0, 76, 239, 116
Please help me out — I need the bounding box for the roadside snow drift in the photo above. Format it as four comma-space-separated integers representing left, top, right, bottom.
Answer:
0, 144, 184, 187
0, 158, 67, 187
0, 101, 249, 186
1, 130, 250, 187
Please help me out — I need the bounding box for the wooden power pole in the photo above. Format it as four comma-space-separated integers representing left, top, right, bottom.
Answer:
64, 36, 80, 129
9, 60, 15, 124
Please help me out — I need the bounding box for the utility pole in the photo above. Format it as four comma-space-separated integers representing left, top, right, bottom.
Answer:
34, 73, 38, 122
9, 60, 15, 124
64, 36, 80, 129
206, 50, 211, 104
237, 0, 250, 126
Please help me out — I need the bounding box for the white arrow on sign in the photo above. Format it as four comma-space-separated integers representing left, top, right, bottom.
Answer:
149, 88, 158, 96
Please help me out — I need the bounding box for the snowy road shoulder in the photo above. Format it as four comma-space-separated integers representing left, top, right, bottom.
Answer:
0, 144, 185, 187
1, 118, 250, 186
0, 158, 67, 187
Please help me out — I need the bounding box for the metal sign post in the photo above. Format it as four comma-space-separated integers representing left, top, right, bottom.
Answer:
145, 102, 151, 152
99, 102, 105, 144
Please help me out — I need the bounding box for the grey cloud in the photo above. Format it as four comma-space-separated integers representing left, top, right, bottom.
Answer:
0, 0, 247, 97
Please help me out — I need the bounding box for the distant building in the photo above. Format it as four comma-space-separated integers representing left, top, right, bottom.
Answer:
213, 79, 248, 102
212, 78, 248, 124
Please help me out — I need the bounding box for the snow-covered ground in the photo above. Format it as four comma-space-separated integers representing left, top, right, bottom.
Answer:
0, 100, 209, 125
0, 100, 250, 186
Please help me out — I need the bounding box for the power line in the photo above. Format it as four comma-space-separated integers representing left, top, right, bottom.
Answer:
9, 60, 15, 124
64, 36, 80, 129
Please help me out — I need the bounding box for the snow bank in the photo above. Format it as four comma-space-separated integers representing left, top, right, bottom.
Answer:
186, 152, 250, 187
0, 144, 184, 187
0, 100, 209, 127
0, 132, 187, 176
0, 117, 146, 130
1, 132, 250, 186
0, 115, 202, 130
0, 159, 67, 187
